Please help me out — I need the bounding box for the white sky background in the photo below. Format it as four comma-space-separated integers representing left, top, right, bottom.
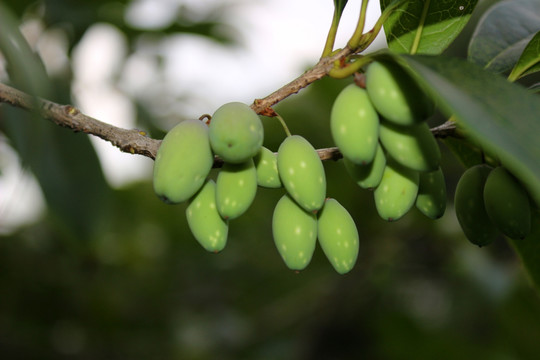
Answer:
0, 0, 384, 233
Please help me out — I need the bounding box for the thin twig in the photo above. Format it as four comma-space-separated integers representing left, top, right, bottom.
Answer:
250, 48, 350, 114
0, 82, 160, 159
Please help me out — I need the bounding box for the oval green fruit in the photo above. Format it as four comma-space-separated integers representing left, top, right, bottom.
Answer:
415, 167, 447, 219
374, 159, 419, 221
272, 194, 317, 271
209, 102, 264, 164
153, 119, 213, 204
379, 121, 441, 172
253, 147, 282, 188
277, 135, 326, 212
330, 84, 379, 164
366, 61, 434, 126
483, 167, 531, 239
186, 179, 228, 252
454, 164, 498, 247
216, 159, 258, 220
317, 198, 359, 274
343, 143, 386, 190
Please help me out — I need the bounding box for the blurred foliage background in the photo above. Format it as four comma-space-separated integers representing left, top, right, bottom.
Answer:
1, 0, 540, 359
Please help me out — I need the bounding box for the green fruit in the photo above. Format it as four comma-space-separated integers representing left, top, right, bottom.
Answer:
277, 135, 326, 212
454, 164, 498, 247
209, 102, 264, 164
186, 180, 228, 252
365, 61, 434, 126
374, 159, 419, 221
330, 84, 379, 164
483, 167, 531, 239
253, 147, 282, 188
379, 121, 441, 172
216, 159, 258, 220
272, 194, 317, 271
153, 119, 213, 204
317, 198, 359, 274
343, 143, 386, 190
416, 167, 447, 219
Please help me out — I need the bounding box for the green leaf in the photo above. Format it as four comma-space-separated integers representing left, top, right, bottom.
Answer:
509, 208, 540, 293
380, 0, 478, 55
334, 0, 349, 20
441, 137, 483, 168
508, 31, 540, 81
0, 3, 112, 238
468, 0, 540, 74
0, 2, 50, 97
399, 55, 540, 207
397, 54, 540, 291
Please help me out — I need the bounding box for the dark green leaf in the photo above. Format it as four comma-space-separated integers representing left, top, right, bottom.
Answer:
509, 31, 540, 81
381, 0, 477, 55
334, 0, 349, 20
2, 105, 113, 240
398, 54, 540, 291
529, 82, 540, 93
524, 62, 540, 79
400, 55, 540, 207
0, 3, 112, 238
441, 137, 483, 168
468, 0, 540, 74
508, 208, 540, 293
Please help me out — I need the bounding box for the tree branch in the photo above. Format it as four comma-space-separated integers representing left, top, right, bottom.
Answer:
250, 48, 350, 115
0, 48, 456, 167
0, 82, 159, 159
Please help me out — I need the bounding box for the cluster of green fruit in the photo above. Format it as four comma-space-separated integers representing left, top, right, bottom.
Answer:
152, 59, 531, 273
455, 164, 532, 246
152, 102, 359, 274
332, 61, 446, 222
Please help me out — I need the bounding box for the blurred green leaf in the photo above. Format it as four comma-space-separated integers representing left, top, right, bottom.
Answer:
0, 3, 112, 238
36, 0, 238, 49
468, 0, 540, 74
509, 208, 540, 294
1, 0, 39, 18
2, 106, 113, 239
508, 31, 540, 81
0, 2, 51, 97
380, 0, 478, 54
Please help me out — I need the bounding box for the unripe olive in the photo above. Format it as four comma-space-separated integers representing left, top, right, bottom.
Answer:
343, 143, 386, 190
483, 167, 531, 239
454, 164, 498, 247
253, 146, 282, 188
209, 102, 264, 164
317, 198, 359, 274
277, 135, 326, 212
186, 179, 228, 252
153, 119, 213, 204
415, 167, 447, 219
379, 121, 441, 172
366, 61, 434, 126
330, 84, 379, 164
272, 194, 317, 271
374, 159, 419, 221
216, 159, 258, 220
